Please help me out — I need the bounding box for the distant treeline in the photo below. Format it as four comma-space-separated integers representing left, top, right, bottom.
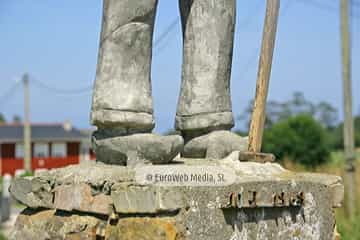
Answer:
237, 92, 360, 167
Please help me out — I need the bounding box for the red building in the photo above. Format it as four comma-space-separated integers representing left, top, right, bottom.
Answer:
0, 123, 93, 175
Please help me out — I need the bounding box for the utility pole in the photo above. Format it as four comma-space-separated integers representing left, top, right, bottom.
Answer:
340, 0, 356, 218
23, 74, 32, 173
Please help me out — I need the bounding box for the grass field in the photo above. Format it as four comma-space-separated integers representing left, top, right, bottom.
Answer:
282, 150, 360, 240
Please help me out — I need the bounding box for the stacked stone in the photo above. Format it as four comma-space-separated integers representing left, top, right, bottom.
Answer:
9, 1, 344, 239
10, 153, 343, 240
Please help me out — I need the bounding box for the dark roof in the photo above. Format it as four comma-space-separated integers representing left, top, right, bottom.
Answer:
0, 123, 86, 142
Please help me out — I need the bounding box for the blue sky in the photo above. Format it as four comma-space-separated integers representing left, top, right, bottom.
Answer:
0, 0, 359, 133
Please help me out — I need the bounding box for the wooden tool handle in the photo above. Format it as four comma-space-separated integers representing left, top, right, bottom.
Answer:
248, 0, 280, 153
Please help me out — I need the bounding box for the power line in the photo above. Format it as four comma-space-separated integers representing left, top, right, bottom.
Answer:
31, 77, 93, 94
299, 0, 338, 12
349, 0, 360, 8
153, 17, 180, 50
239, 0, 294, 78
239, 0, 358, 81
153, 1, 268, 55
153, 19, 180, 57
153, 34, 179, 57
26, 19, 180, 95
0, 81, 21, 107
298, 0, 360, 19
238, 0, 265, 28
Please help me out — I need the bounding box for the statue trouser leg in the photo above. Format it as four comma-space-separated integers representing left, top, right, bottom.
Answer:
177, 0, 247, 158
91, 0, 183, 166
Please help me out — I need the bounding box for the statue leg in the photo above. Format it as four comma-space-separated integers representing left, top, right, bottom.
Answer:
91, 0, 183, 165
91, 0, 157, 132
177, 0, 247, 158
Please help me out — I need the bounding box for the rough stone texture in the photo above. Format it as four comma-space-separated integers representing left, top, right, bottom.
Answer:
10, 209, 104, 240
106, 218, 180, 240
111, 183, 186, 214
9, 176, 54, 209
176, 112, 234, 135
9, 161, 134, 214
179, 180, 340, 240
182, 131, 248, 159
10, 157, 343, 240
93, 133, 184, 165
176, 0, 236, 131
39, 160, 134, 185
54, 183, 113, 215
91, 0, 158, 130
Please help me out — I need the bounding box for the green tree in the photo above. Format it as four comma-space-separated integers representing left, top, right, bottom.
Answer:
329, 116, 360, 149
13, 114, 22, 123
288, 92, 315, 116
356, 116, 360, 147
0, 113, 5, 124
263, 115, 331, 168
314, 101, 338, 129
238, 92, 338, 131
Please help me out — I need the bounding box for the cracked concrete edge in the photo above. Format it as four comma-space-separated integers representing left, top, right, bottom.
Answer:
9, 159, 344, 215
289, 172, 344, 208
110, 183, 187, 214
